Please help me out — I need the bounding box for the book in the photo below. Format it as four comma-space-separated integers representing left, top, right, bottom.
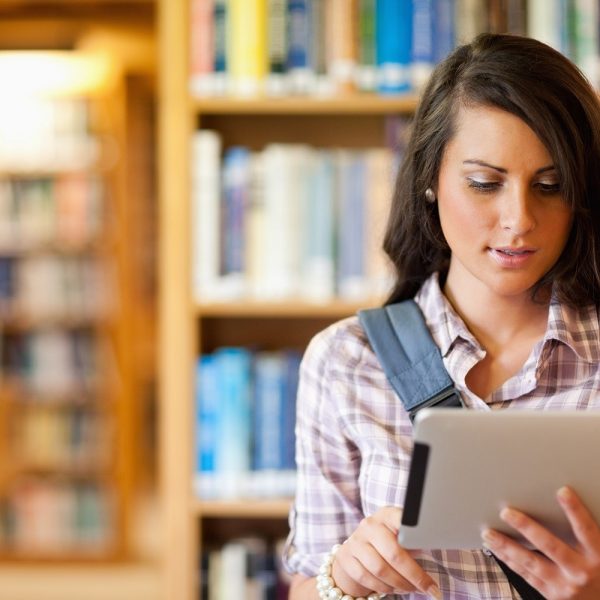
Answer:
213, 347, 253, 498
287, 0, 315, 94
229, 0, 268, 96
412, 0, 435, 90
191, 129, 223, 302
376, 0, 413, 94
356, 0, 377, 92
326, 0, 358, 94
266, 0, 290, 95
189, 0, 216, 96
302, 149, 335, 302
221, 146, 252, 299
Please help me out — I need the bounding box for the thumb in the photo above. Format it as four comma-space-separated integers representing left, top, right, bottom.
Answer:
379, 506, 403, 535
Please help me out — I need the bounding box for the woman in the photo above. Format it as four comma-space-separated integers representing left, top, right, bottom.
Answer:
283, 34, 600, 599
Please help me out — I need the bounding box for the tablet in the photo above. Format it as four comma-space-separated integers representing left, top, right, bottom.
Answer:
398, 408, 600, 550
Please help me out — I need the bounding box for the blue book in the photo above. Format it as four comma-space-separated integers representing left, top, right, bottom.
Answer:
287, 0, 315, 92
194, 355, 219, 499
0, 257, 13, 312
411, 0, 434, 88
214, 347, 253, 498
433, 0, 455, 63
221, 146, 251, 297
280, 350, 301, 473
253, 352, 285, 473
376, 0, 413, 94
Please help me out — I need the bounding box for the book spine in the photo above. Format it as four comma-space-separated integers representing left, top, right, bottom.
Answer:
454, 0, 488, 44
191, 130, 222, 302
506, 0, 527, 36
287, 0, 315, 93
266, 0, 290, 95
194, 355, 219, 499
253, 352, 285, 496
433, 0, 455, 63
214, 347, 253, 499
229, 0, 268, 96
527, 0, 561, 51
221, 146, 251, 299
190, 0, 216, 96
376, 0, 413, 94
302, 150, 335, 301
326, 0, 358, 94
570, 0, 599, 86
336, 151, 368, 300
356, 0, 377, 92
213, 0, 229, 95
411, 0, 435, 89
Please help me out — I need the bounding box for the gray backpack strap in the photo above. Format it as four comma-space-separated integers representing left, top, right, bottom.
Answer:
358, 299, 463, 421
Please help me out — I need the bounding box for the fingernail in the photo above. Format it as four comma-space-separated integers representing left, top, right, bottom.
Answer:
481, 529, 499, 545
500, 507, 518, 523
557, 486, 572, 502
426, 583, 442, 599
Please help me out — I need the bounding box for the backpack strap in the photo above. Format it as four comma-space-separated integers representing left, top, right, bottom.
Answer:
358, 299, 463, 421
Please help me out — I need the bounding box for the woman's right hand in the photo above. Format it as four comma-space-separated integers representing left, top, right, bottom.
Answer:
331, 506, 442, 599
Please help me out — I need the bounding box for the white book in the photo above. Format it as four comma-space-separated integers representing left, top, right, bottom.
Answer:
191, 130, 222, 302
526, 0, 562, 51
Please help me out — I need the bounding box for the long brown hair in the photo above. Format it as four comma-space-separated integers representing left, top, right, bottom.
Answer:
384, 33, 600, 307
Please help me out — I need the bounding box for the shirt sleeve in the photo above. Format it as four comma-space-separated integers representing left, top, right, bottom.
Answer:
282, 321, 365, 577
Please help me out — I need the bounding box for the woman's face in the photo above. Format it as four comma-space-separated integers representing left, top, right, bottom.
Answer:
436, 104, 574, 303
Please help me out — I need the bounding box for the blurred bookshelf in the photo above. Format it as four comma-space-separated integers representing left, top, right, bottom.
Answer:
0, 0, 157, 577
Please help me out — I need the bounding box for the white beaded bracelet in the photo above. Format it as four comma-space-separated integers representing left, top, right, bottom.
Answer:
315, 543, 386, 600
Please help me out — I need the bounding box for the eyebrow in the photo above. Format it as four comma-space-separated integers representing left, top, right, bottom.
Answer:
463, 159, 555, 174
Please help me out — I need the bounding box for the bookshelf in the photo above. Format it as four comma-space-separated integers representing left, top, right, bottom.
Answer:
158, 1, 420, 599
0, 0, 157, 572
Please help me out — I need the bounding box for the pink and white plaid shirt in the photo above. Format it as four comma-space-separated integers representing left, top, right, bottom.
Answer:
283, 273, 600, 599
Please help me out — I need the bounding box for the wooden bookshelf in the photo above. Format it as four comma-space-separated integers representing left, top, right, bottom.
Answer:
158, 2, 418, 599
0, 0, 157, 571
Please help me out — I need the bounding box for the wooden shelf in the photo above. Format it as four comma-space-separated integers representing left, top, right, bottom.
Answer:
192, 94, 420, 115
195, 298, 383, 318
192, 499, 292, 519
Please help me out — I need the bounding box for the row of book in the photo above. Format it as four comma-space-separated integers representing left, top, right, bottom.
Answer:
190, 0, 600, 99
190, 0, 456, 97
0, 255, 113, 322
0, 96, 99, 173
13, 406, 110, 470
0, 175, 104, 252
0, 477, 113, 554
1, 329, 104, 397
192, 129, 403, 303
201, 537, 290, 600
194, 348, 301, 500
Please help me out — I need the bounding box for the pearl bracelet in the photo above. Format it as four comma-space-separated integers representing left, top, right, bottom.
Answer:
315, 543, 386, 600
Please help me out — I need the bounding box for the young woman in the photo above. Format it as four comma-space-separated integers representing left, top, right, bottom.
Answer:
283, 34, 600, 599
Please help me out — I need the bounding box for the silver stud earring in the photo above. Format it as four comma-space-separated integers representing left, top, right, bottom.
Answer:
425, 188, 436, 203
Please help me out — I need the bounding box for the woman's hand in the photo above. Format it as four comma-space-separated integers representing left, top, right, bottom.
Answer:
482, 486, 600, 599
330, 506, 441, 598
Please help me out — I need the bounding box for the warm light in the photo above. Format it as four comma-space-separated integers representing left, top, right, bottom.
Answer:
0, 51, 116, 97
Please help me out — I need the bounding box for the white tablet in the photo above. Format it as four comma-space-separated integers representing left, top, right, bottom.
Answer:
398, 408, 600, 550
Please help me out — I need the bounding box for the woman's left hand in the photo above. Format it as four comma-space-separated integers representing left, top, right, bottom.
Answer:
481, 486, 600, 599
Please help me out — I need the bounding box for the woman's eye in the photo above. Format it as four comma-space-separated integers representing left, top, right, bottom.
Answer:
537, 182, 561, 194
467, 179, 501, 193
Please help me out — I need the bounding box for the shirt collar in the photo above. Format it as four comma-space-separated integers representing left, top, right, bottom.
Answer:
414, 272, 481, 357
544, 293, 600, 363
415, 273, 600, 363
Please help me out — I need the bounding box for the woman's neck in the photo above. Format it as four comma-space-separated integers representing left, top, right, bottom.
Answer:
442, 277, 551, 356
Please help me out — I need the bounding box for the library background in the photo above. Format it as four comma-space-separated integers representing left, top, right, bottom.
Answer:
0, 0, 595, 599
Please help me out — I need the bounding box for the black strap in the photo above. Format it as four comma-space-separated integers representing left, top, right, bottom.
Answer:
495, 557, 547, 599
358, 299, 547, 599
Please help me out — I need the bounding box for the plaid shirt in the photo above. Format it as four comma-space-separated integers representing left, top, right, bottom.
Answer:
283, 273, 600, 599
